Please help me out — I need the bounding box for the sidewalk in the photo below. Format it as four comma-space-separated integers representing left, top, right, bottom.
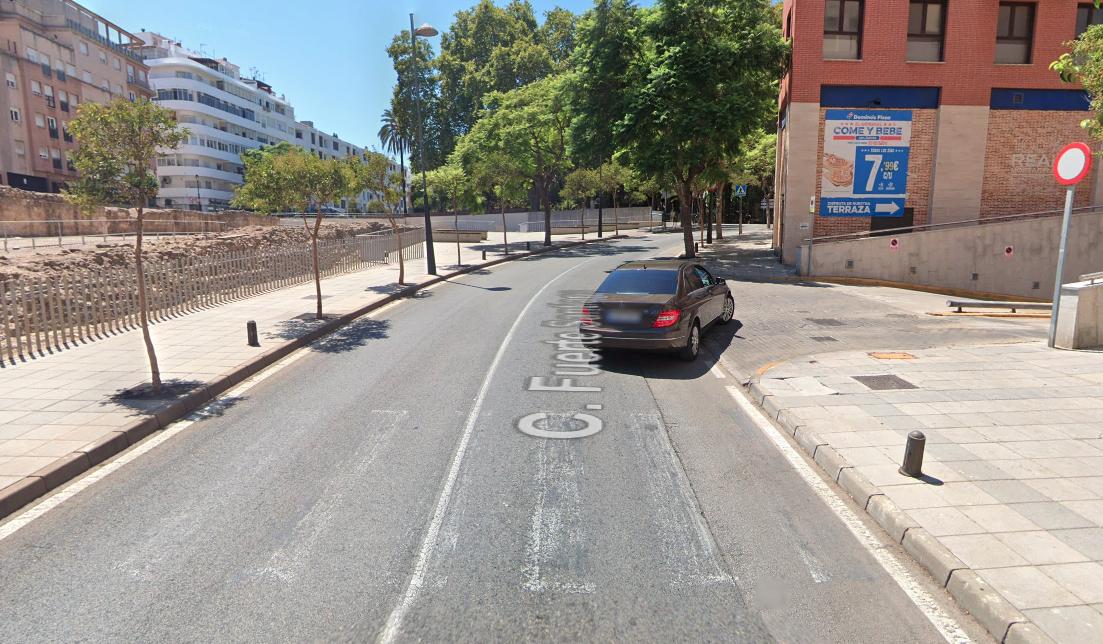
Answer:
752, 343, 1103, 644
0, 230, 633, 516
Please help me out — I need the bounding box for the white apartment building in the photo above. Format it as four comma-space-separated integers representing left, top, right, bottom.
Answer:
134, 31, 398, 212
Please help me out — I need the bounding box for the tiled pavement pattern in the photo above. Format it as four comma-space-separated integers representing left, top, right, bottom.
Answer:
693, 224, 798, 280
755, 345, 1103, 644
0, 231, 616, 497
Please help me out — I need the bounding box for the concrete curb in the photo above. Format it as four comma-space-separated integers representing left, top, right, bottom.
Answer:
744, 362, 1053, 644
0, 235, 627, 522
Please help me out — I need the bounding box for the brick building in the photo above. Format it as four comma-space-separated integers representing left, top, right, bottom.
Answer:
0, 0, 152, 194
775, 0, 1103, 264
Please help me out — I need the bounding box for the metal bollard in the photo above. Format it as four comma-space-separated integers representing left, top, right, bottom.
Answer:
247, 320, 260, 347
482, 250, 486, 260
694, 242, 699, 254
899, 430, 926, 477
527, 241, 531, 251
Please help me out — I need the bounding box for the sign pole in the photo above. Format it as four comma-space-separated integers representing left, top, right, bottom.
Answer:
1049, 184, 1075, 348
1048, 142, 1092, 348
739, 195, 743, 235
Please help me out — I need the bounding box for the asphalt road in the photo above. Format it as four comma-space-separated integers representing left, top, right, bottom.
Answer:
0, 233, 994, 643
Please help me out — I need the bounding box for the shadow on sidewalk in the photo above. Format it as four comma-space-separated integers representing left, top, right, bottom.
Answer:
104, 379, 242, 418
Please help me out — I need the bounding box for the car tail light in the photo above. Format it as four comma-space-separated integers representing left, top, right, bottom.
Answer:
653, 308, 680, 328
581, 305, 594, 326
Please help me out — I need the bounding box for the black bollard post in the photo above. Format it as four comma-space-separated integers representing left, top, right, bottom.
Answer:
482, 250, 486, 260
527, 241, 531, 251
247, 320, 259, 347
899, 430, 926, 477
694, 242, 699, 254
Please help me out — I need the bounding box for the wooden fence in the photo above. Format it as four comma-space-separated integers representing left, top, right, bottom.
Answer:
0, 227, 424, 366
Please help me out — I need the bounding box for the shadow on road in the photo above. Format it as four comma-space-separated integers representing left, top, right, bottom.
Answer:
311, 318, 391, 354
596, 320, 739, 381
105, 379, 242, 419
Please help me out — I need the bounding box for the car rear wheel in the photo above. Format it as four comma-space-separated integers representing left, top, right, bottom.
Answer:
678, 322, 700, 361
719, 295, 734, 325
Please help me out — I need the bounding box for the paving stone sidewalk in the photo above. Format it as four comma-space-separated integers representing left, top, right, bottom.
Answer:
0, 230, 624, 502
754, 342, 1103, 644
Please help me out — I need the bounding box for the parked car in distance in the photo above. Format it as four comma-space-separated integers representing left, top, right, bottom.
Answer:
580, 260, 734, 361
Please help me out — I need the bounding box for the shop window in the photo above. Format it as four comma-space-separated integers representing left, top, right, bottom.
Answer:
996, 3, 1034, 64
824, 0, 862, 59
907, 1, 945, 61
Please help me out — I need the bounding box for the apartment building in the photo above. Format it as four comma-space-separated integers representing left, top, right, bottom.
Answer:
775, 0, 1103, 264
136, 32, 398, 212
0, 0, 152, 193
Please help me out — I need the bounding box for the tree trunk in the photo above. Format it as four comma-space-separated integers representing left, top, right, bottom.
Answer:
613, 187, 620, 235
581, 196, 586, 240
388, 213, 405, 285
678, 182, 695, 258
310, 205, 325, 319
540, 182, 552, 247
453, 194, 461, 267
134, 206, 163, 392
717, 184, 726, 240
697, 194, 704, 243
501, 193, 509, 254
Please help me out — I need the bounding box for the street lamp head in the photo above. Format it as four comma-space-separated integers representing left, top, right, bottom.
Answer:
413, 23, 438, 37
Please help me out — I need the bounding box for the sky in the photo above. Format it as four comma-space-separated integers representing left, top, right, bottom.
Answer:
84, 0, 651, 154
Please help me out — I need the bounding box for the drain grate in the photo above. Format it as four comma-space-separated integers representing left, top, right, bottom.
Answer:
853, 375, 918, 390
811, 336, 839, 342
807, 318, 845, 326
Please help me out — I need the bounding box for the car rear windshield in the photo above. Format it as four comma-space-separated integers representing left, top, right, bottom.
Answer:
595, 269, 679, 295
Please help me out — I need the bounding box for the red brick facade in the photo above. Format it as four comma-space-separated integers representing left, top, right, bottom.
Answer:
981, 110, 1094, 217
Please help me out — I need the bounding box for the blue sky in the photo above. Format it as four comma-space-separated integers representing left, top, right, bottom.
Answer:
84, 0, 649, 154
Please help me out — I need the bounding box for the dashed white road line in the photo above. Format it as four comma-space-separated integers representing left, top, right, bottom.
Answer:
709, 363, 727, 379
724, 385, 974, 644
377, 257, 599, 644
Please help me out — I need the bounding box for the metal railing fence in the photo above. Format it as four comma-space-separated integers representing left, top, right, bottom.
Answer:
0, 228, 423, 366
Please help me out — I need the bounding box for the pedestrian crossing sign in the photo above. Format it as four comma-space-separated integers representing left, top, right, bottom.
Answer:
733, 185, 747, 197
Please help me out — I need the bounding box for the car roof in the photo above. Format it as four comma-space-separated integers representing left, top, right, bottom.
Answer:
614, 260, 688, 271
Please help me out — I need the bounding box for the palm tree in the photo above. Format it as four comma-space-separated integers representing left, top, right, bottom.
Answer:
378, 108, 410, 215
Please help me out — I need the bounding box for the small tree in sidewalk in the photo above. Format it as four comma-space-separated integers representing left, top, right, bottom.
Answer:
65, 98, 190, 393
425, 160, 468, 268
358, 151, 409, 285
235, 146, 360, 320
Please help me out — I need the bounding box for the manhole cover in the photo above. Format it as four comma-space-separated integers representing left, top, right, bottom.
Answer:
807, 318, 845, 326
811, 336, 839, 342
853, 375, 918, 390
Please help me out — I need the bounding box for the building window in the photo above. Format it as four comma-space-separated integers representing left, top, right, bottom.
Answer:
82, 70, 92, 84
79, 41, 88, 55
35, 113, 45, 128
907, 1, 944, 61
10, 108, 20, 122
101, 79, 109, 91
66, 64, 76, 78
5, 72, 15, 88
996, 3, 1034, 64
333, 141, 339, 151
99, 50, 107, 64
14, 141, 25, 155
31, 80, 41, 95
824, 0, 862, 59
113, 57, 121, 70
38, 145, 48, 159
27, 48, 38, 63
1077, 3, 1103, 36
48, 117, 57, 139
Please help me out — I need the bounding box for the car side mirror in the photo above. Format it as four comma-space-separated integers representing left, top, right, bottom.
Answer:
717, 277, 726, 284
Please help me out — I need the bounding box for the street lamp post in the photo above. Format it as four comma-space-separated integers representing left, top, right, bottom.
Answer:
194, 174, 201, 212
410, 15, 438, 275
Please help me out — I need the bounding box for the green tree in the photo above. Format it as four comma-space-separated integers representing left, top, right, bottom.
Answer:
459, 147, 528, 254
568, 0, 642, 168
1053, 9, 1103, 144
437, 1, 574, 144
65, 98, 190, 392
425, 159, 469, 267
379, 108, 410, 215
235, 147, 361, 320
460, 76, 572, 247
597, 158, 631, 235
357, 152, 409, 284
728, 130, 778, 228
611, 0, 786, 257
387, 29, 445, 174
561, 166, 601, 238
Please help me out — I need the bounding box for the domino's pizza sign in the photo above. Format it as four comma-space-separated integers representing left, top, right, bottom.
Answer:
820, 110, 912, 218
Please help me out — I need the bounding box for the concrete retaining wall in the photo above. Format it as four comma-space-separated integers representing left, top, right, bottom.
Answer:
807, 212, 1103, 300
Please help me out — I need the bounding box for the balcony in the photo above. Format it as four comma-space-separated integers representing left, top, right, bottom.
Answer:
49, 127, 58, 140
66, 19, 143, 63
60, 101, 69, 113
45, 96, 55, 108
52, 158, 62, 170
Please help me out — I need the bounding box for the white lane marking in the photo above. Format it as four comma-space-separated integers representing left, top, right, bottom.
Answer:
0, 348, 312, 543
709, 363, 727, 379
378, 257, 599, 644
724, 386, 973, 644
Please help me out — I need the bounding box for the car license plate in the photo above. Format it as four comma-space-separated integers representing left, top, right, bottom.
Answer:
605, 310, 641, 325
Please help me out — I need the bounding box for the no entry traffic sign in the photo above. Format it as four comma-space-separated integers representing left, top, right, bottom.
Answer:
1005, 246, 1014, 258
890, 238, 899, 251
1053, 142, 1092, 185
